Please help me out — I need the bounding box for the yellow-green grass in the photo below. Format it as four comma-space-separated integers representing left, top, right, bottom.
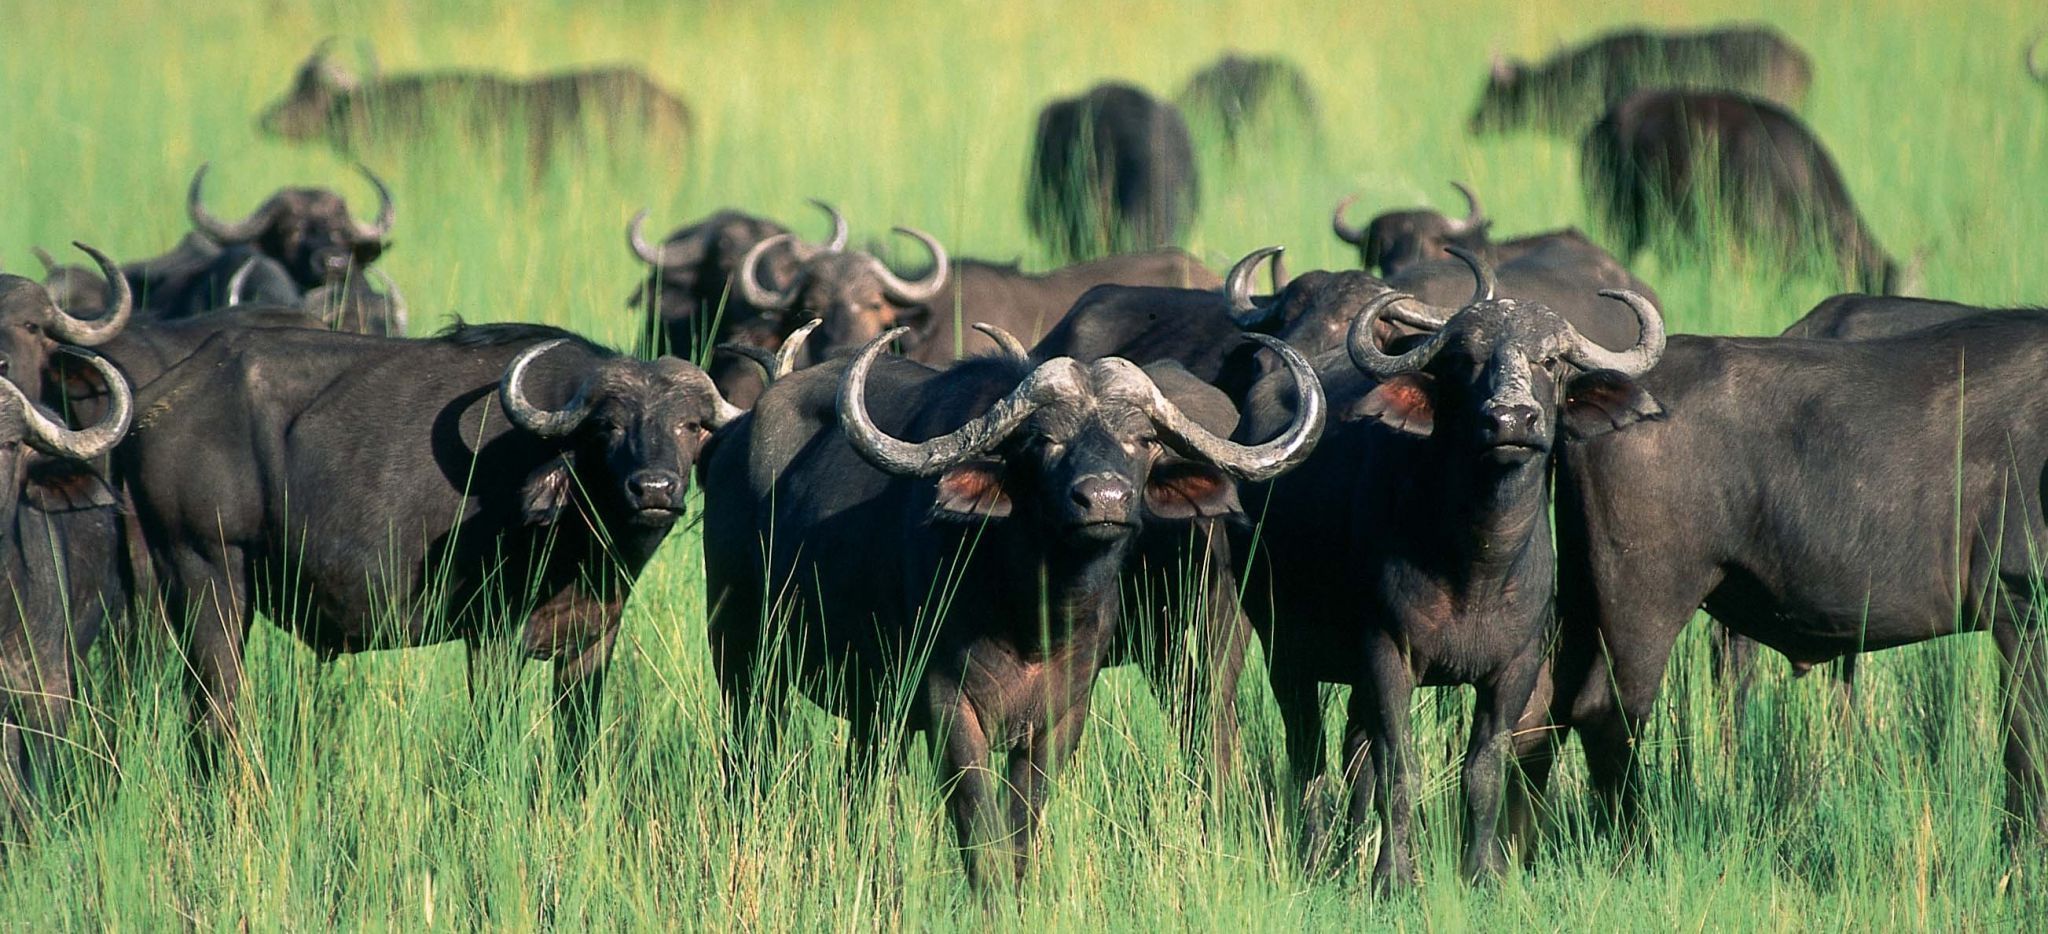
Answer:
2, 0, 2045, 927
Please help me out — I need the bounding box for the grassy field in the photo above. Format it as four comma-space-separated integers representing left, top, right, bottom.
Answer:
4, 0, 2048, 928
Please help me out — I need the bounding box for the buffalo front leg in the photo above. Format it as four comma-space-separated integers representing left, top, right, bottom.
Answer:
1998, 620, 2048, 846
1000, 688, 1095, 884
167, 547, 252, 778
552, 624, 618, 783
1504, 661, 1564, 865
1462, 652, 1543, 884
926, 678, 1007, 889
1355, 635, 1419, 893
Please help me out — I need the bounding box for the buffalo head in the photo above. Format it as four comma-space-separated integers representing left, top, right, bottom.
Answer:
259, 39, 361, 142
187, 162, 394, 287
737, 223, 949, 359
840, 324, 1324, 544
626, 201, 848, 327
1467, 55, 1536, 134
0, 348, 132, 527
0, 243, 131, 403
1332, 182, 1490, 276
499, 339, 755, 525
227, 257, 408, 337
1344, 248, 1665, 461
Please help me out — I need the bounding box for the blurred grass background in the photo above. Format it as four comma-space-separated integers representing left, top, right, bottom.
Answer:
2, 0, 2044, 927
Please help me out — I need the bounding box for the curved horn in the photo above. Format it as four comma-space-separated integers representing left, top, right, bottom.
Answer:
186, 163, 272, 243
500, 340, 595, 437
226, 258, 258, 306
1225, 246, 1284, 325
872, 227, 950, 304
838, 327, 1076, 476
347, 164, 396, 240
626, 209, 690, 268
736, 234, 802, 311
1126, 333, 1325, 481
719, 318, 822, 385
1331, 194, 1367, 245
1347, 291, 1456, 379
807, 199, 849, 253
31, 247, 57, 276
371, 269, 407, 335
0, 349, 132, 460
973, 323, 1030, 362
698, 367, 748, 429
1446, 245, 1496, 304
1562, 290, 1666, 377
1445, 181, 1487, 235
41, 243, 130, 346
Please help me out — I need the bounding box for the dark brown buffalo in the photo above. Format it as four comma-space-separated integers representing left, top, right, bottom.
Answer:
1027, 83, 1200, 261
183, 162, 395, 292
1470, 24, 1812, 134
735, 223, 1218, 368
701, 325, 1323, 885
0, 351, 134, 837
260, 40, 692, 174
119, 323, 748, 775
1176, 53, 1319, 150
1582, 90, 1903, 294
0, 244, 133, 403
226, 257, 408, 337
626, 202, 846, 405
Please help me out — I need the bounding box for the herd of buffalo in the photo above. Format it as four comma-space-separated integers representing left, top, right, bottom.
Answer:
4, 23, 2048, 890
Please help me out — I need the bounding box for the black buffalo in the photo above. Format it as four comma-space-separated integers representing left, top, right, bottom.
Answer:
1519, 310, 2048, 849
0, 349, 134, 836
1234, 249, 1667, 889
1781, 293, 2028, 340
1027, 83, 1200, 261
119, 323, 748, 772
260, 40, 692, 175
225, 257, 409, 336
1582, 90, 1905, 294
701, 326, 1323, 885
1176, 53, 1319, 150
0, 244, 133, 401
181, 162, 395, 293
1470, 24, 1812, 135
735, 222, 1218, 368
625, 202, 846, 405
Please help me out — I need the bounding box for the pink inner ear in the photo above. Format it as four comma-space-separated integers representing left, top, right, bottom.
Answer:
937, 463, 1012, 517
1144, 462, 1241, 519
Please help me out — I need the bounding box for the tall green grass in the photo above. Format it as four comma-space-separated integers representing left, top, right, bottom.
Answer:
3, 0, 2046, 927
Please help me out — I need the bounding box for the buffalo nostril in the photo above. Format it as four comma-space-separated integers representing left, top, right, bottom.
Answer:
1070, 475, 1133, 513
1484, 405, 1540, 436
629, 471, 681, 503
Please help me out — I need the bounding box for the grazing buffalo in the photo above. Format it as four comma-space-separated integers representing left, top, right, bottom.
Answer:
0, 244, 133, 400
1518, 309, 2048, 848
1582, 90, 1904, 294
626, 202, 846, 405
0, 352, 134, 836
1027, 83, 1201, 261
259, 40, 692, 174
1234, 249, 1666, 888
1176, 53, 1319, 149
701, 325, 1323, 885
225, 257, 409, 336
119, 322, 748, 773
1470, 24, 1812, 135
735, 223, 1217, 367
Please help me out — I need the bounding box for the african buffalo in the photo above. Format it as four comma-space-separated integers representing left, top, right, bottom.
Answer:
1027, 83, 1200, 261
226, 257, 409, 336
260, 40, 692, 174
183, 162, 395, 292
1233, 249, 1666, 889
119, 322, 749, 773
1582, 90, 1905, 294
626, 202, 847, 405
1176, 53, 1319, 150
701, 325, 1323, 885
0, 351, 134, 836
735, 222, 1218, 368
1516, 309, 2048, 851
1470, 24, 1812, 135
0, 244, 133, 401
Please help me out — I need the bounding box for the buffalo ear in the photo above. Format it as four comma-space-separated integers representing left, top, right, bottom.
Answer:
1563, 370, 1665, 440
1144, 458, 1242, 521
933, 459, 1013, 520
1348, 373, 1436, 436
23, 458, 116, 512
352, 240, 388, 267
520, 456, 576, 525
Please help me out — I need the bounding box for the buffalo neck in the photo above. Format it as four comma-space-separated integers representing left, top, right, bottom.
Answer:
1387, 436, 1553, 591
